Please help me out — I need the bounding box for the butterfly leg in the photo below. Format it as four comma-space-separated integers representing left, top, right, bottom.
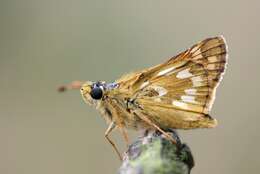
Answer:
105, 121, 122, 161
135, 112, 177, 144
107, 99, 130, 149
119, 127, 130, 148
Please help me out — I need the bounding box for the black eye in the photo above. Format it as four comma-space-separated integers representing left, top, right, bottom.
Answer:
90, 87, 103, 100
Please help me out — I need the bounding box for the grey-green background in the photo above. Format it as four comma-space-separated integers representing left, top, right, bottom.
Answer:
1, 1, 259, 174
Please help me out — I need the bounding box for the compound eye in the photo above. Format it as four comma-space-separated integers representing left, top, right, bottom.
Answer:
90, 87, 103, 100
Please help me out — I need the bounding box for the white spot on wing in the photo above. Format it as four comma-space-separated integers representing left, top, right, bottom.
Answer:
152, 86, 167, 96
172, 100, 189, 109
181, 95, 198, 104
140, 81, 149, 89
191, 76, 204, 87
185, 89, 197, 95
157, 67, 175, 76
176, 68, 193, 79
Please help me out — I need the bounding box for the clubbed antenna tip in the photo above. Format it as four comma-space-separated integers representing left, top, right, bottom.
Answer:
57, 81, 84, 93
57, 85, 67, 92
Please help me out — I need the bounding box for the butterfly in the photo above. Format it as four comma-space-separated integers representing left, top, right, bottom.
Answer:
59, 36, 228, 160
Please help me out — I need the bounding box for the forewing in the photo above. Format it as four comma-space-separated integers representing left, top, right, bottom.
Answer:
128, 36, 227, 122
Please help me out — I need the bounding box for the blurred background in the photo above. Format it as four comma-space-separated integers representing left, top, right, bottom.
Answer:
1, 0, 259, 174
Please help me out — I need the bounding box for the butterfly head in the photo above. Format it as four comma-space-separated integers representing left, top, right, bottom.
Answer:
80, 81, 106, 107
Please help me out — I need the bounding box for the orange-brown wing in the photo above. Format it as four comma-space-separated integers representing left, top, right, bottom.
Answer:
116, 36, 227, 129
